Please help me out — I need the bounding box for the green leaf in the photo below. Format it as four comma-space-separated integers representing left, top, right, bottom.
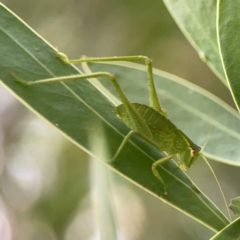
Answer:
229, 197, 240, 216
0, 3, 230, 232
210, 218, 240, 240
217, 1, 240, 111
87, 62, 240, 166
163, 0, 226, 85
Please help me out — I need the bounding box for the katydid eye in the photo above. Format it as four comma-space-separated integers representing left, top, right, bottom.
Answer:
191, 149, 195, 156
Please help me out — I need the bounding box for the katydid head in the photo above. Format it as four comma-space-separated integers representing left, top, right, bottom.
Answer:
183, 144, 202, 169
184, 125, 213, 169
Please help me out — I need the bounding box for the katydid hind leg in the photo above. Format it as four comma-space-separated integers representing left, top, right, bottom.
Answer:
57, 51, 167, 116
12, 65, 153, 139
145, 58, 167, 117
13, 51, 169, 194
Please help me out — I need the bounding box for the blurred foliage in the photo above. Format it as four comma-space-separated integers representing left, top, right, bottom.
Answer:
33, 142, 89, 236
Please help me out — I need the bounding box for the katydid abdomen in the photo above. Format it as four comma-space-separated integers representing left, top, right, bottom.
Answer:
115, 103, 190, 155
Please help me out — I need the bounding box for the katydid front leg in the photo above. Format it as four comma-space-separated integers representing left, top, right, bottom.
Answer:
152, 154, 174, 195
110, 128, 163, 162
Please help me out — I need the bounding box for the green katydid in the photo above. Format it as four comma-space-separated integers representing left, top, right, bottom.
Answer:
10, 52, 226, 199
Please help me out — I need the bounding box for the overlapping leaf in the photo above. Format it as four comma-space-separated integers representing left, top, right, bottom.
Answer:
163, 0, 226, 85
217, 0, 240, 111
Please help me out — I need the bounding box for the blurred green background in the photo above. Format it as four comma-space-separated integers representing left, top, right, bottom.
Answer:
0, 0, 239, 239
